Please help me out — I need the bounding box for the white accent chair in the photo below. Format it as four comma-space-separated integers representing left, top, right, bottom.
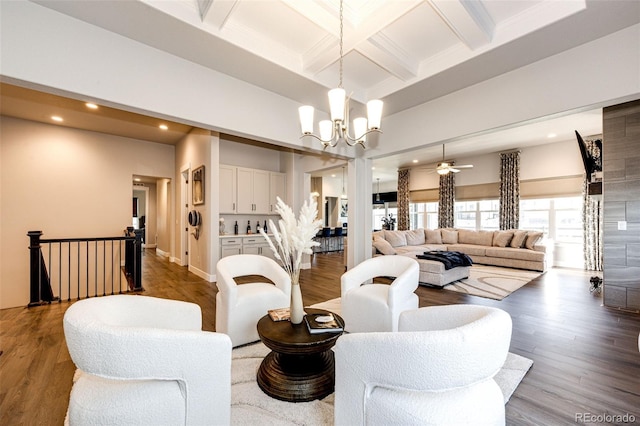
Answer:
334, 305, 513, 426
216, 254, 291, 347
341, 255, 419, 332
63, 295, 232, 426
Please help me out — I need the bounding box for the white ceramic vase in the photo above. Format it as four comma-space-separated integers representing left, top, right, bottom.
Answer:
290, 283, 304, 324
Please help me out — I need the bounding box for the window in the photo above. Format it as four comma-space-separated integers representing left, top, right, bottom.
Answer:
453, 200, 499, 230
372, 202, 398, 230
520, 197, 582, 243
410, 197, 582, 244
409, 202, 438, 229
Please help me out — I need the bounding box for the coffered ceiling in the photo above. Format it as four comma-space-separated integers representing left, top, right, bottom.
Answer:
6, 0, 640, 181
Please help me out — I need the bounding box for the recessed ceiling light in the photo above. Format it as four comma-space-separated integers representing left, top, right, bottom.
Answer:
412, 159, 418, 163
134, 178, 141, 182
51, 116, 63, 122
159, 124, 168, 131
547, 133, 557, 138
331, 174, 336, 178
371, 166, 376, 170
85, 103, 98, 110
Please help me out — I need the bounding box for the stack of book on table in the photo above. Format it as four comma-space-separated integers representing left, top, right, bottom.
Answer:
304, 313, 343, 334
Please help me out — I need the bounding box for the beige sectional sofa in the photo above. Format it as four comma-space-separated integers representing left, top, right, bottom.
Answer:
372, 228, 553, 272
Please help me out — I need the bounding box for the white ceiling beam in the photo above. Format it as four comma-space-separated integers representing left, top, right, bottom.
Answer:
429, 0, 494, 50
203, 0, 238, 30
299, 0, 422, 75
357, 34, 417, 81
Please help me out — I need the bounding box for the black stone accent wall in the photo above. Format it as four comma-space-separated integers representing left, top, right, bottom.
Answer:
603, 99, 640, 310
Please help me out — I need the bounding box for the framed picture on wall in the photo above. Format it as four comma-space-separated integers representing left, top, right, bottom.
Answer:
193, 165, 205, 205
340, 198, 348, 219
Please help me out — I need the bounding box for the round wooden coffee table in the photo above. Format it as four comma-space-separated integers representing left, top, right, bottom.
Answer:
256, 308, 344, 402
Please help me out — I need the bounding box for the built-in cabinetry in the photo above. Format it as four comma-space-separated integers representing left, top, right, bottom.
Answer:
219, 235, 276, 260
219, 164, 286, 214
219, 165, 237, 213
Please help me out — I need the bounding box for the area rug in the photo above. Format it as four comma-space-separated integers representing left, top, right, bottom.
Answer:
231, 341, 533, 425
443, 265, 543, 300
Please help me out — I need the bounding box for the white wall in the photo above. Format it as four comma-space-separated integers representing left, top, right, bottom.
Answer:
0, 116, 175, 308
366, 24, 639, 161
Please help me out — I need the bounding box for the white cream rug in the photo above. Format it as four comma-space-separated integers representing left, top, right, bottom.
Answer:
230, 299, 533, 424
444, 265, 543, 300
231, 341, 532, 425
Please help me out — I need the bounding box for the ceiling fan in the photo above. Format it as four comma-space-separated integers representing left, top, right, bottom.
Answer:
433, 144, 473, 175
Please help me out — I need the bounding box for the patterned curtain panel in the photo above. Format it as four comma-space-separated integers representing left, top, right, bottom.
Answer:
499, 152, 520, 230
397, 169, 410, 230
582, 137, 603, 271
438, 172, 455, 228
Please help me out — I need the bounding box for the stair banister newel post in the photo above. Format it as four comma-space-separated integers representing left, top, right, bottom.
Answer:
133, 229, 144, 291
27, 231, 43, 305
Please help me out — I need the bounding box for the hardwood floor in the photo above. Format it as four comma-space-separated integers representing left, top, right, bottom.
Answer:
1, 250, 639, 425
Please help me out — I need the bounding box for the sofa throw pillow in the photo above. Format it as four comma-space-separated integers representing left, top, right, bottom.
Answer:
373, 237, 396, 255
384, 230, 407, 247
441, 229, 458, 244
405, 229, 426, 245
510, 230, 527, 248
493, 231, 514, 247
425, 229, 443, 244
524, 231, 543, 249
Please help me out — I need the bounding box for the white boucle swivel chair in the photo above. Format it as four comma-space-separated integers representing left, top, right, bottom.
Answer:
341, 255, 419, 332
334, 305, 513, 426
63, 295, 232, 426
216, 254, 291, 347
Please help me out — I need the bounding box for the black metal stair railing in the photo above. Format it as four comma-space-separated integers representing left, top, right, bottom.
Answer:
27, 228, 144, 307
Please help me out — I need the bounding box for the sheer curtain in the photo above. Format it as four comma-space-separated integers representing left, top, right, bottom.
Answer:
438, 172, 455, 228
397, 169, 410, 230
582, 137, 603, 271
499, 151, 520, 230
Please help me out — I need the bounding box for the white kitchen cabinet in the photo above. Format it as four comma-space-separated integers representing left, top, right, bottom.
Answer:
242, 236, 276, 260
237, 167, 270, 214
220, 237, 242, 258
269, 172, 286, 213
219, 165, 237, 213
219, 235, 276, 260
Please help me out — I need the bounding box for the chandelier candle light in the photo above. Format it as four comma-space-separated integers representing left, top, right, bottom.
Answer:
259, 196, 322, 324
298, 0, 383, 149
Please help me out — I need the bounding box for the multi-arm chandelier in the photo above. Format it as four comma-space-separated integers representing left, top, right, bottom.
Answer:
298, 0, 383, 149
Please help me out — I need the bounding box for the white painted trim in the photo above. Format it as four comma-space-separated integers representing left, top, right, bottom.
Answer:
155, 248, 170, 258
189, 264, 214, 282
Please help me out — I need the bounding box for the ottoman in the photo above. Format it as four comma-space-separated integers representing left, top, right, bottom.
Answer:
403, 253, 470, 288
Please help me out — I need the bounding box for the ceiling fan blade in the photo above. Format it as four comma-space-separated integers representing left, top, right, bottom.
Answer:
450, 168, 461, 173
456, 164, 474, 169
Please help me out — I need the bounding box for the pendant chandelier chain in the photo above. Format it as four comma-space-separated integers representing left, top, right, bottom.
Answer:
297, 0, 382, 149
339, 0, 344, 89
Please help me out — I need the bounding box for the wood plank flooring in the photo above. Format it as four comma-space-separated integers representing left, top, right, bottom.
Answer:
1, 250, 639, 425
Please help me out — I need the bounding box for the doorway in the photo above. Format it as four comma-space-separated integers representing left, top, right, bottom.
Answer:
133, 186, 149, 245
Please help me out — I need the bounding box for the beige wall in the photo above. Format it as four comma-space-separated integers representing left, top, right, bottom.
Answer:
174, 128, 217, 280
0, 116, 175, 309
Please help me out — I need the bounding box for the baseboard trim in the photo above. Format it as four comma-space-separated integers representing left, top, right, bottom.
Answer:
189, 265, 214, 282
155, 248, 170, 258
